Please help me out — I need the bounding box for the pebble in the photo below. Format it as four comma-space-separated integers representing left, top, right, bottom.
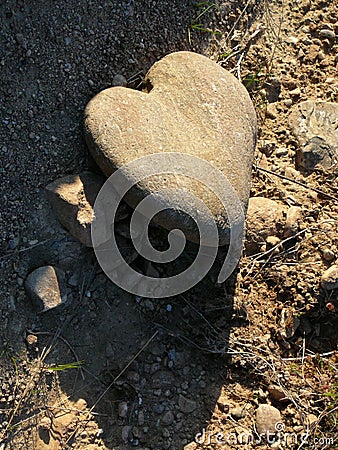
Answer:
283, 99, 293, 107
255, 404, 282, 435
138, 410, 145, 426
266, 236, 281, 247
25, 266, 68, 312
268, 385, 287, 402
230, 405, 246, 419
118, 401, 128, 418
112, 74, 128, 87
322, 248, 335, 262
178, 394, 197, 414
289, 87, 301, 97
121, 425, 131, 443
162, 411, 174, 426
245, 197, 285, 255
284, 206, 302, 238
289, 101, 338, 171
26, 334, 38, 347
321, 265, 338, 290
319, 29, 336, 40
266, 103, 277, 119
276, 147, 288, 157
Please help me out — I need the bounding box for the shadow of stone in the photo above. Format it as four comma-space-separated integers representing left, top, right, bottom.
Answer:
36, 266, 239, 450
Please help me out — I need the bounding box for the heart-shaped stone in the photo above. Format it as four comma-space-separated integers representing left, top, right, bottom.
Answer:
84, 51, 257, 245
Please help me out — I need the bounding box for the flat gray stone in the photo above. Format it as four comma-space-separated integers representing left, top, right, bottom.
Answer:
25, 266, 67, 312
84, 51, 257, 245
289, 101, 338, 171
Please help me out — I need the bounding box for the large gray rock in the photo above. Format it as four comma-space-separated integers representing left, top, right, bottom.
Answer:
84, 51, 257, 245
289, 101, 338, 171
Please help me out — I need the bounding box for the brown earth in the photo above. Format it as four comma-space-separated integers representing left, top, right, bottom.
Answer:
0, 0, 337, 449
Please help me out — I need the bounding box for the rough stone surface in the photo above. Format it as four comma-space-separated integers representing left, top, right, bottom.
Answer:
245, 197, 285, 254
321, 265, 338, 290
178, 394, 197, 414
25, 266, 67, 312
284, 206, 302, 238
256, 404, 282, 435
289, 101, 338, 171
84, 51, 257, 245
46, 172, 106, 247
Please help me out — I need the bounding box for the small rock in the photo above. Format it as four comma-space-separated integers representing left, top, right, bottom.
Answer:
268, 385, 287, 402
162, 411, 174, 426
321, 265, 338, 290
25, 266, 67, 312
286, 36, 299, 45
266, 236, 281, 247
266, 103, 277, 119
283, 99, 293, 107
118, 401, 128, 418
112, 74, 128, 87
153, 403, 165, 414
322, 248, 335, 262
151, 370, 175, 389
46, 172, 105, 247
121, 425, 131, 443
74, 398, 87, 411
15, 33, 25, 45
216, 395, 229, 412
68, 273, 79, 287
178, 394, 197, 414
38, 417, 52, 430
256, 404, 282, 435
306, 414, 318, 428
230, 405, 246, 419
276, 147, 288, 157
279, 308, 300, 339
284, 206, 302, 238
138, 410, 145, 426
245, 197, 285, 254
289, 87, 301, 97
289, 101, 338, 171
319, 29, 335, 40
26, 334, 38, 347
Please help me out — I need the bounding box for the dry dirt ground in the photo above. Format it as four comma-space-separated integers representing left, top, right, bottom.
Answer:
0, 0, 337, 449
